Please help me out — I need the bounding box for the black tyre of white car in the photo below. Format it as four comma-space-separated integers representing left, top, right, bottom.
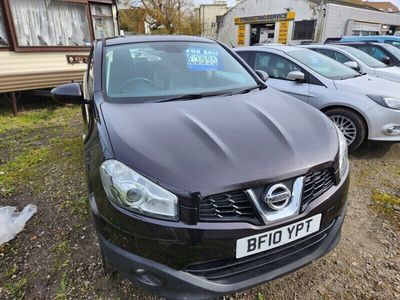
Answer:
325, 108, 367, 151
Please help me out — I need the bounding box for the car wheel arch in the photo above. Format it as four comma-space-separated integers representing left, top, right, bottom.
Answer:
320, 105, 370, 144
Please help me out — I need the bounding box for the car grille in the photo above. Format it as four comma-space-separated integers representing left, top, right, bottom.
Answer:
302, 169, 335, 208
199, 191, 261, 225
199, 168, 335, 224
184, 219, 336, 283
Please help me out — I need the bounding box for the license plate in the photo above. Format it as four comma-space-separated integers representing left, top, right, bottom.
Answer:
236, 214, 322, 259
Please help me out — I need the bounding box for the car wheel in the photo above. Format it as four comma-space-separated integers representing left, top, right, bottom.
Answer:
325, 108, 367, 151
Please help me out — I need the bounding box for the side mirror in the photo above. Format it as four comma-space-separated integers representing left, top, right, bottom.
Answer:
51, 83, 86, 104
255, 70, 269, 82
287, 71, 305, 82
381, 56, 391, 65
344, 61, 360, 71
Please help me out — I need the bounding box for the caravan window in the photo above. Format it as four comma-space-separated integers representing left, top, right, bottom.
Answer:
91, 4, 115, 39
9, 0, 90, 47
0, 5, 9, 47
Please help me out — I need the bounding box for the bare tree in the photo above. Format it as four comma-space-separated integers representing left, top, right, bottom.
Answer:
125, 0, 198, 34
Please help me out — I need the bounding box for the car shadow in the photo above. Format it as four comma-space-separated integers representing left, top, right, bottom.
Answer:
350, 141, 394, 159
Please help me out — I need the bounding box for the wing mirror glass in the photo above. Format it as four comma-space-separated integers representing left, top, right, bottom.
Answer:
344, 61, 360, 71
287, 71, 305, 82
381, 56, 391, 65
51, 83, 86, 104
255, 70, 269, 82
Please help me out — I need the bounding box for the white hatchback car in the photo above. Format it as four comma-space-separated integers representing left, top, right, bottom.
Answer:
234, 46, 400, 150
303, 44, 400, 83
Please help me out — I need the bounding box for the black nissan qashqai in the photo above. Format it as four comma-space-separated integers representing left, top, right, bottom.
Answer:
52, 36, 349, 300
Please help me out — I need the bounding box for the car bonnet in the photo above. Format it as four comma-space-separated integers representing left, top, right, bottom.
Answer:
100, 88, 338, 197
333, 75, 400, 97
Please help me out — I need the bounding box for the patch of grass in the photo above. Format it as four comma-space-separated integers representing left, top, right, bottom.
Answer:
55, 271, 69, 300
0, 106, 78, 135
257, 292, 266, 300
0, 148, 48, 196
0, 147, 49, 196
4, 276, 28, 299
3, 264, 18, 279
62, 196, 90, 220
50, 240, 72, 273
51, 240, 70, 255
372, 189, 400, 207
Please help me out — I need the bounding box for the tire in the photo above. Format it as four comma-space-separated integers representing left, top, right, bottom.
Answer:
324, 108, 367, 151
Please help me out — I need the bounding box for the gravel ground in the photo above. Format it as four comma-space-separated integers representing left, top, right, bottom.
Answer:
0, 104, 399, 300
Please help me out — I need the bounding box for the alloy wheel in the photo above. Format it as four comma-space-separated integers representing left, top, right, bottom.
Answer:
329, 115, 357, 145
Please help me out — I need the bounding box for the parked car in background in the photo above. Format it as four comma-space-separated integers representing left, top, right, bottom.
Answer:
339, 35, 400, 49
51, 35, 350, 300
324, 37, 342, 44
303, 44, 400, 83
337, 42, 400, 67
234, 46, 400, 150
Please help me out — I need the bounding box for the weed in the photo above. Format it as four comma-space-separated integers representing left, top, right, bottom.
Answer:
257, 292, 266, 300
4, 276, 28, 299
372, 189, 400, 207
3, 264, 18, 279
55, 272, 69, 300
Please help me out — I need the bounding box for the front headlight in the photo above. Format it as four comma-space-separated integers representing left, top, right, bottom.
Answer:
100, 159, 178, 221
367, 95, 400, 110
334, 124, 349, 179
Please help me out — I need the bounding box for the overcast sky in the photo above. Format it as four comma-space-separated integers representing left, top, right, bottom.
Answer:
194, 0, 400, 8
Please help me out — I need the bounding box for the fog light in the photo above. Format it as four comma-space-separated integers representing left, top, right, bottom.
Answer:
385, 125, 400, 135
131, 268, 163, 287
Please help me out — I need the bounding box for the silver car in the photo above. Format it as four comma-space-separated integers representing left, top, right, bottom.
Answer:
234, 46, 400, 150
302, 44, 400, 83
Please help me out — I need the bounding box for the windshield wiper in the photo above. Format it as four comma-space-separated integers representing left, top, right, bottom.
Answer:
228, 85, 262, 95
158, 92, 228, 103
158, 94, 204, 103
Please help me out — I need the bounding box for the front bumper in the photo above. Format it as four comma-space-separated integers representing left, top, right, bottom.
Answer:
91, 169, 349, 300
99, 210, 344, 300
366, 104, 400, 141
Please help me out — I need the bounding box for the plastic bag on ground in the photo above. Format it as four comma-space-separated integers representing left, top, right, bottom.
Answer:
0, 204, 37, 245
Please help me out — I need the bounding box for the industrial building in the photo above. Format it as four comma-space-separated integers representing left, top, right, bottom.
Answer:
216, 0, 400, 47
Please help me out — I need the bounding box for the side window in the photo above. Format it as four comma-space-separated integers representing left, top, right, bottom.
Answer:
314, 49, 352, 64
335, 52, 352, 63
254, 52, 301, 80
236, 51, 252, 65
385, 40, 400, 48
358, 46, 386, 60
314, 49, 337, 60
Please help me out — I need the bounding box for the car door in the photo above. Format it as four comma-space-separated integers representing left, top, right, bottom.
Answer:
251, 51, 310, 102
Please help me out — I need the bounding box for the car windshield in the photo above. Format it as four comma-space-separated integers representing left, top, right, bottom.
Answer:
341, 46, 387, 68
103, 41, 258, 102
287, 49, 360, 80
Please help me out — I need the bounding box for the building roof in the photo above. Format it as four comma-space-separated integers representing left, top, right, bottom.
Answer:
364, 1, 399, 12
309, 0, 379, 10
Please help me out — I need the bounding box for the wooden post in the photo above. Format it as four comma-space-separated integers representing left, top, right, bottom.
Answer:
11, 92, 18, 116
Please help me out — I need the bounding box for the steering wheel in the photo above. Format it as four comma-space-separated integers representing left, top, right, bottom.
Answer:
119, 78, 158, 93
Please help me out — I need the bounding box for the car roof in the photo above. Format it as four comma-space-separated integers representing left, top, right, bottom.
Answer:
334, 41, 384, 46
341, 35, 399, 41
303, 44, 353, 50
102, 35, 216, 47
234, 45, 301, 53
